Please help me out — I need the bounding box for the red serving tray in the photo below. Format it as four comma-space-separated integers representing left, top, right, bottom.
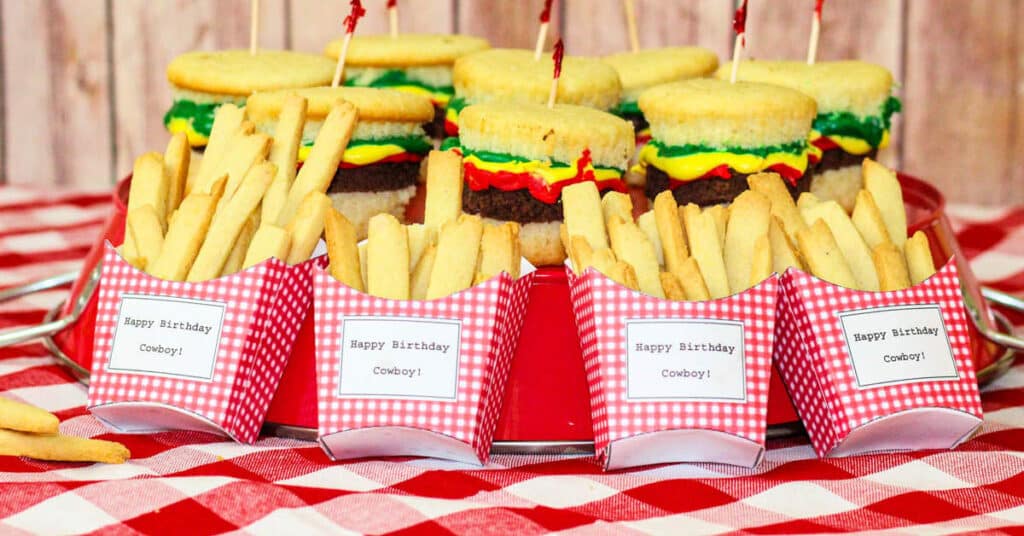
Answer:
52, 174, 1004, 444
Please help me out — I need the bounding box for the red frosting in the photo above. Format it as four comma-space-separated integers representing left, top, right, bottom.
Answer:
666, 162, 804, 190
462, 149, 626, 205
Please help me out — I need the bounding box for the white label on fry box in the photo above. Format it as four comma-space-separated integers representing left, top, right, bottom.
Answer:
624, 319, 747, 402
106, 294, 226, 381
838, 304, 959, 388
337, 317, 461, 400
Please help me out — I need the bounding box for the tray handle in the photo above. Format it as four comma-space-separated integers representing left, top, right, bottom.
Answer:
0, 269, 94, 348
979, 287, 1024, 352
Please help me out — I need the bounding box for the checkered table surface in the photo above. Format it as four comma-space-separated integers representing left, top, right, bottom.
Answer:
1, 186, 1023, 535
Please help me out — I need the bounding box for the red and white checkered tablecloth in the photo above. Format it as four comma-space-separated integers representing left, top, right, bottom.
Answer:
1, 185, 1023, 535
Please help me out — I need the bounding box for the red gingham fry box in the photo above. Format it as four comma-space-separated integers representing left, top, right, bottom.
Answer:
774, 257, 984, 458
313, 268, 534, 465
87, 243, 326, 444
567, 267, 778, 470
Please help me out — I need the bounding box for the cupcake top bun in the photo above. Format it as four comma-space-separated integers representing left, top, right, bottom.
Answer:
453, 48, 622, 111
325, 33, 491, 67
604, 47, 719, 102
715, 60, 895, 117
246, 86, 435, 123
457, 101, 635, 169
167, 50, 336, 96
639, 78, 816, 148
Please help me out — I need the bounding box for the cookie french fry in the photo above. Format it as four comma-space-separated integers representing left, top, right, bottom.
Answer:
768, 216, 803, 273
873, 242, 911, 291
193, 103, 245, 194
748, 172, 806, 242
214, 133, 272, 213
636, 211, 664, 266
678, 256, 711, 301
562, 181, 608, 250
148, 177, 225, 280
601, 191, 633, 226
188, 163, 275, 281
570, 235, 596, 273
905, 230, 937, 285
706, 204, 728, 250
221, 211, 258, 275
126, 205, 165, 271
324, 208, 363, 291
796, 219, 858, 289
358, 242, 368, 290
724, 190, 771, 293
426, 214, 483, 299
560, 224, 575, 269
124, 153, 171, 264
863, 158, 907, 249
852, 189, 891, 249
682, 203, 730, 299
406, 224, 437, 271
243, 224, 291, 269
423, 150, 464, 230
164, 132, 191, 214
749, 234, 772, 287
367, 213, 410, 299
653, 190, 688, 274
476, 222, 520, 283
279, 100, 357, 225
607, 216, 663, 297
286, 192, 331, 265
610, 261, 640, 291
410, 244, 438, 300
660, 272, 686, 300
801, 200, 879, 291
0, 397, 58, 435
797, 192, 822, 212
0, 429, 130, 464
263, 95, 308, 225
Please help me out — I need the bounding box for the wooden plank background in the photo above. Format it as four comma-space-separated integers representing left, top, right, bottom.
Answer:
0, 0, 1020, 205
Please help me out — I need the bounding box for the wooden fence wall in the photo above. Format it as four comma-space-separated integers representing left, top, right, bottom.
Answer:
0, 0, 1020, 205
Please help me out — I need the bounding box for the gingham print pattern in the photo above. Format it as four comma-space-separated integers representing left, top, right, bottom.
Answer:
567, 268, 777, 467
774, 259, 984, 457
88, 245, 312, 444
313, 268, 533, 464
4, 186, 1024, 534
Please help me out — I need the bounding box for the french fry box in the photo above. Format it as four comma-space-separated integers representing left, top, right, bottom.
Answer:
774, 257, 984, 458
313, 268, 534, 465
567, 267, 778, 470
86, 243, 326, 444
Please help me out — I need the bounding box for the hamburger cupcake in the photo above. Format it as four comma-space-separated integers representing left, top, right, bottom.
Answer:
324, 33, 490, 138
246, 86, 434, 238
637, 78, 817, 206
164, 50, 336, 148
444, 48, 621, 137
445, 101, 634, 266
717, 60, 901, 210
603, 46, 719, 185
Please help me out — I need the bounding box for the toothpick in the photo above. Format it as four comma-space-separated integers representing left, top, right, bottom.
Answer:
249, 0, 260, 55
729, 0, 748, 84
623, 0, 639, 53
388, 0, 398, 38
332, 0, 366, 88
547, 39, 564, 108
534, 0, 555, 60
331, 33, 352, 88
729, 34, 743, 84
807, 0, 824, 64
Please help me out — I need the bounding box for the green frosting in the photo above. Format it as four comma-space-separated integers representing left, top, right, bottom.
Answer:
302, 134, 432, 154
445, 139, 624, 173
610, 100, 642, 117
345, 69, 454, 97
813, 95, 902, 147
163, 99, 230, 138
445, 96, 470, 117
648, 139, 808, 158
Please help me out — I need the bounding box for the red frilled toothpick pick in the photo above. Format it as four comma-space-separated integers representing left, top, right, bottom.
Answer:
807, 0, 824, 64
534, 0, 555, 60
332, 0, 366, 87
547, 38, 564, 108
387, 0, 398, 38
729, 0, 748, 83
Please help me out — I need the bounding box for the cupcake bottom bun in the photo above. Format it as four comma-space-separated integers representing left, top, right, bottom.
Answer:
484, 218, 564, 268
328, 185, 417, 240
809, 165, 863, 213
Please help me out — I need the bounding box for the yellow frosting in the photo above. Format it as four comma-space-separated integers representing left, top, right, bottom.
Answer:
637, 145, 811, 182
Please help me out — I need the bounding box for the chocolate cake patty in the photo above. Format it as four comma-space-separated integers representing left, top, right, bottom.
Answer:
814, 147, 878, 173
462, 187, 563, 223
422, 105, 447, 139
645, 165, 812, 207
618, 111, 649, 135
327, 161, 421, 193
